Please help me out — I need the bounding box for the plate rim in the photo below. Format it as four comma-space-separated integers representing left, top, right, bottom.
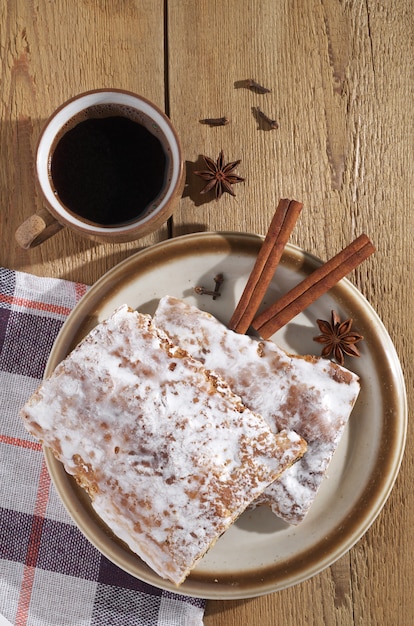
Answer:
43, 231, 408, 599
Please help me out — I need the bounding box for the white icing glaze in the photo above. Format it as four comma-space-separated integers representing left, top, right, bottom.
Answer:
154, 296, 361, 524
21, 305, 306, 585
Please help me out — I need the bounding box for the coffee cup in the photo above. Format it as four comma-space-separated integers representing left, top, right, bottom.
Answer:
15, 89, 185, 248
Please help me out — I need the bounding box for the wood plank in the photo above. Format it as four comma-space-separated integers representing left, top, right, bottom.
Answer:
0, 0, 167, 284
167, 1, 413, 624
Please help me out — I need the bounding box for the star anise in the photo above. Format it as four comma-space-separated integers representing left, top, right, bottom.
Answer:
313, 310, 363, 366
194, 150, 244, 200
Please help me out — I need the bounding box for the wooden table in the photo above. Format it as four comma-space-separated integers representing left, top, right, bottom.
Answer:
1, 1, 412, 624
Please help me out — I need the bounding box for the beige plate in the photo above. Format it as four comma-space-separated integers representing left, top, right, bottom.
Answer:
44, 232, 407, 600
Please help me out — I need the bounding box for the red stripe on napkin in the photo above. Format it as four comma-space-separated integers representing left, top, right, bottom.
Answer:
0, 434, 42, 451
0, 293, 73, 317
16, 460, 51, 626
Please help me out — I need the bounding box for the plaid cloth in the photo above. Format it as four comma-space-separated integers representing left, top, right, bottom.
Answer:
0, 267, 205, 626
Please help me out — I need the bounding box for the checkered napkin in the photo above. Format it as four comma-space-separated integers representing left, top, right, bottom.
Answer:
0, 267, 205, 626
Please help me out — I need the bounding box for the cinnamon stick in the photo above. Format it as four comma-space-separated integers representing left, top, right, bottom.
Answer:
228, 198, 303, 334
252, 234, 375, 339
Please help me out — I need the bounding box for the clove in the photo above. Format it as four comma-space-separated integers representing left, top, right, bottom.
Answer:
199, 116, 230, 127
246, 79, 271, 94
194, 273, 224, 299
255, 107, 279, 129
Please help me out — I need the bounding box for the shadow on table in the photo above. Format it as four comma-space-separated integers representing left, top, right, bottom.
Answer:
183, 157, 217, 207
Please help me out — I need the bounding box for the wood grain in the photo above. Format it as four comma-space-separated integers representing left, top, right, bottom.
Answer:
0, 0, 168, 284
1, 1, 413, 624
168, 1, 413, 624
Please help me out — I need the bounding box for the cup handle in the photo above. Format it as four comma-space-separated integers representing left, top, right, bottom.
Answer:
15, 208, 64, 249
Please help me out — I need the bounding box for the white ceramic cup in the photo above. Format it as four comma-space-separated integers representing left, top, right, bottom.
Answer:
15, 89, 185, 248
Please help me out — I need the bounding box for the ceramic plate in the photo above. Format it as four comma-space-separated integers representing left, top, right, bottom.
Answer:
44, 232, 407, 599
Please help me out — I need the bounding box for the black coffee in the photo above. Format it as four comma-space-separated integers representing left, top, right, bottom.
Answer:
50, 113, 167, 226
